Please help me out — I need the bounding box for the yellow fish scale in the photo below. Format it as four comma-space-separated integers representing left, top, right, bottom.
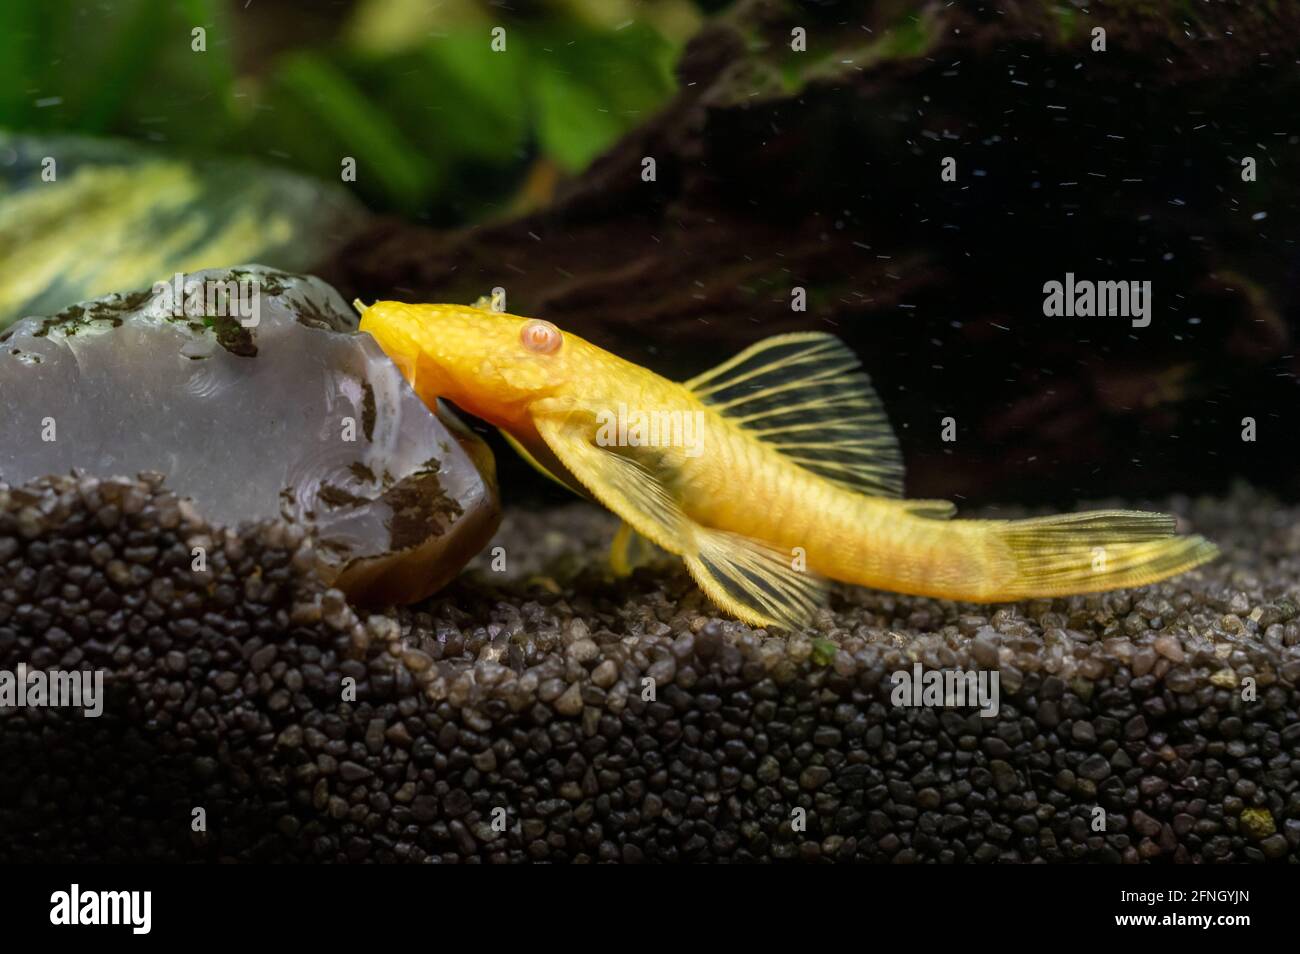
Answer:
675, 412, 994, 597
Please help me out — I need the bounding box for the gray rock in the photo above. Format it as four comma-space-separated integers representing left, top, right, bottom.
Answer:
0, 266, 499, 603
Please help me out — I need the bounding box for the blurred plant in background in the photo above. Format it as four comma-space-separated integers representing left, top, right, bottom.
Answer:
0, 0, 700, 220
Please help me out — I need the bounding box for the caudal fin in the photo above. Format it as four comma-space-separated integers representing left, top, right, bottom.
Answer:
996, 510, 1218, 598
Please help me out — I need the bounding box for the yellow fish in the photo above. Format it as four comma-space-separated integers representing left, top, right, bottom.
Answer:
357, 301, 1218, 630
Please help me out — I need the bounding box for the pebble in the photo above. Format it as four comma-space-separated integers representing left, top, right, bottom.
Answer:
1, 474, 1293, 864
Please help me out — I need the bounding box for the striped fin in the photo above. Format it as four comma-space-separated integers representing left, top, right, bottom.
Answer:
533, 407, 689, 557
684, 527, 827, 630
1003, 510, 1176, 545
994, 511, 1218, 599
683, 333, 904, 497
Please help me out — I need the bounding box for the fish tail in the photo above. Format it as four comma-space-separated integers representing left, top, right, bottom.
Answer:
992, 510, 1218, 599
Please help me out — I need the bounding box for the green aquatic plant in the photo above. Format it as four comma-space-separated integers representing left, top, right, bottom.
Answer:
0, 0, 685, 214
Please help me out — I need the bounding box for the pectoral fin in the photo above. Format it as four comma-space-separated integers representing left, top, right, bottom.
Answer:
533, 411, 687, 552
533, 407, 825, 629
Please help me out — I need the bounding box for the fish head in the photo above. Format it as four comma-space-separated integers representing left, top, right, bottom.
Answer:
358, 301, 581, 426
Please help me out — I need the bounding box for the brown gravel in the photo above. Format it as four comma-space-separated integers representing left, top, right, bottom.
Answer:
1, 474, 1297, 862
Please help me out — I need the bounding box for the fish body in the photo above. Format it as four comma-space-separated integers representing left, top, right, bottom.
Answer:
358, 301, 1218, 629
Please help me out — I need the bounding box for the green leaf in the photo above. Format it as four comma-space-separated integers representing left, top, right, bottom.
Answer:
418, 33, 529, 159
0, 133, 367, 329
273, 52, 434, 211
74, 0, 171, 134
530, 23, 677, 172
0, 6, 682, 214
534, 66, 629, 173
0, 0, 52, 127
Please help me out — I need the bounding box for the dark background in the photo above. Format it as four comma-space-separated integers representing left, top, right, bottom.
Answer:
4, 0, 1299, 505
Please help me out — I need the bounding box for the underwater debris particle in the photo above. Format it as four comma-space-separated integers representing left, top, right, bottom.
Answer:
1240, 807, 1276, 840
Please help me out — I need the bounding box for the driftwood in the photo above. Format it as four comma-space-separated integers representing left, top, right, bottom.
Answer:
321, 0, 1300, 503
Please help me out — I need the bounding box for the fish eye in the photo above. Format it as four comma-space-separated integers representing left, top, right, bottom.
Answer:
520, 319, 562, 355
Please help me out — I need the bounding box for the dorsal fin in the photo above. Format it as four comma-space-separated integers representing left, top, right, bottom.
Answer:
683, 333, 904, 497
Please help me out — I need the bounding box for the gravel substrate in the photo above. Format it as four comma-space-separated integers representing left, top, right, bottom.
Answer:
1, 473, 1297, 863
